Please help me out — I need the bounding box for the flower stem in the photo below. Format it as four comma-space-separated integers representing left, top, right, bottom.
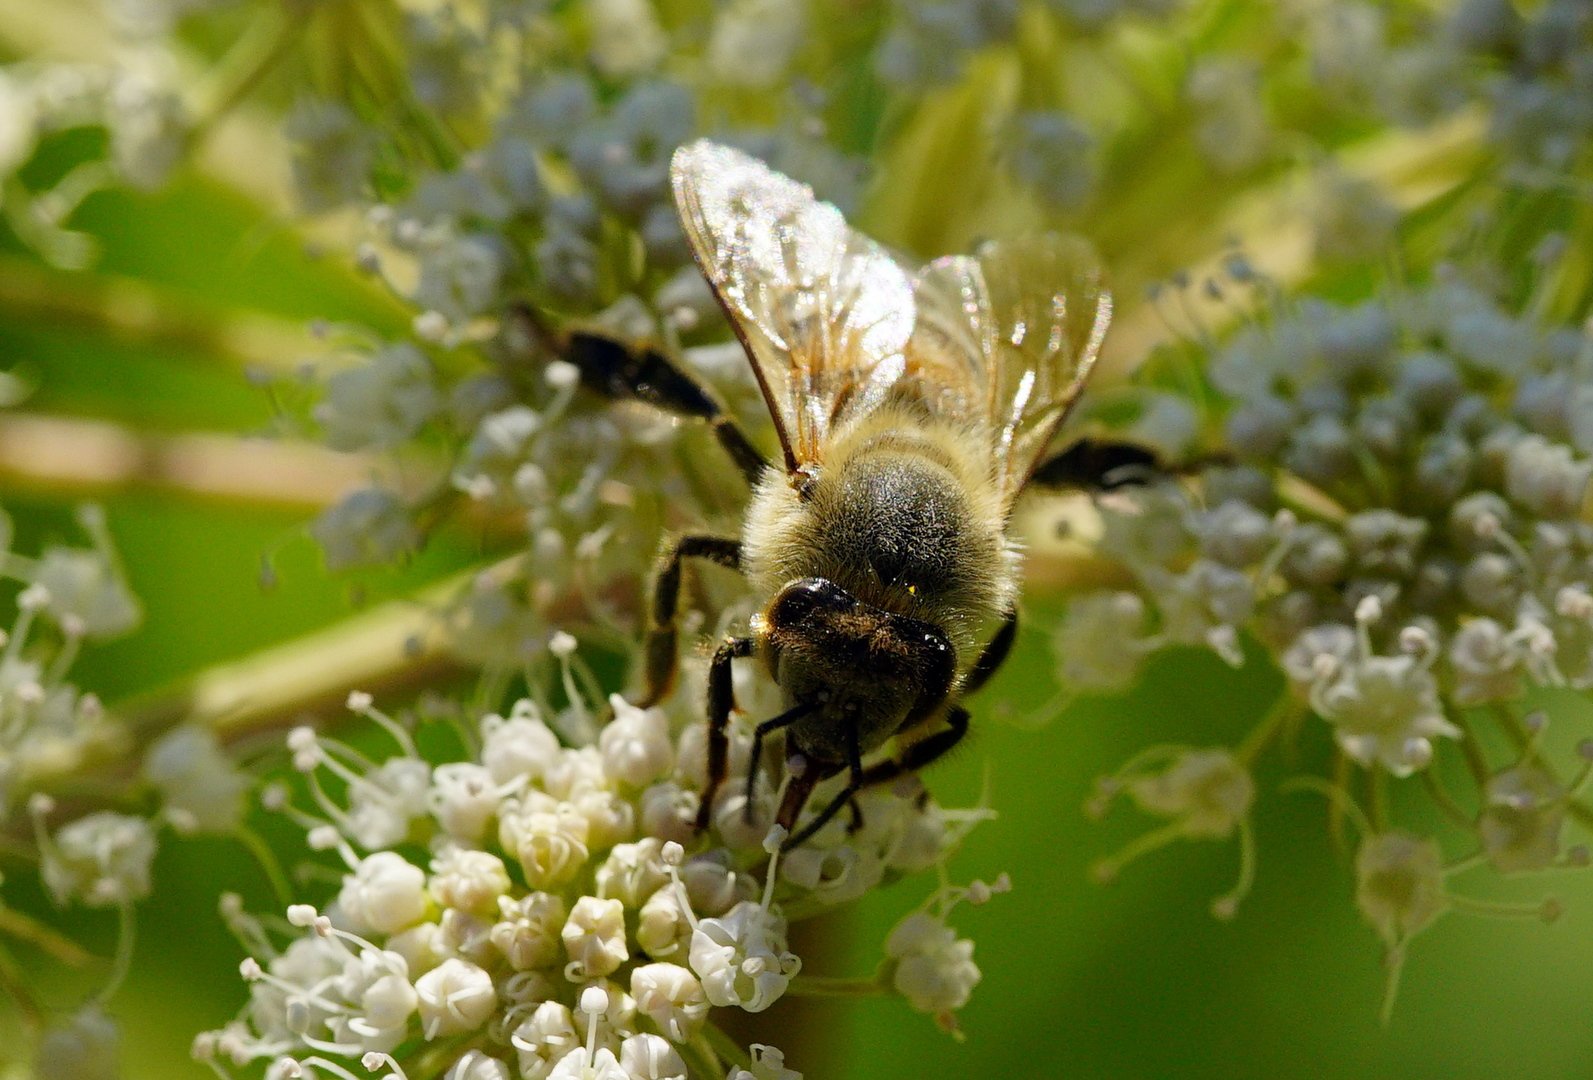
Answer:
0, 939, 43, 1029
1422, 767, 1474, 830
785, 973, 889, 998
235, 824, 294, 909
0, 412, 372, 511
94, 902, 136, 1005
189, 4, 311, 144
1235, 692, 1302, 765
17, 565, 492, 806
682, 1031, 727, 1079
0, 904, 97, 967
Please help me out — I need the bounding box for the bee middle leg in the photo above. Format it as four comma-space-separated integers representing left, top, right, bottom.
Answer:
641, 535, 744, 707
695, 634, 756, 832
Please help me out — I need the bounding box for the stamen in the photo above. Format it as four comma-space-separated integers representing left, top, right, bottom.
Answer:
1210, 817, 1256, 921
297, 1056, 364, 1080
1279, 776, 1375, 840
1447, 893, 1561, 923
1353, 594, 1382, 659
761, 824, 790, 912
660, 840, 698, 931
361, 1051, 410, 1079
579, 985, 608, 1064
1089, 821, 1187, 884
346, 691, 418, 759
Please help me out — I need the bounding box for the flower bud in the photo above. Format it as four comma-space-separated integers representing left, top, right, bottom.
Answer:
630, 962, 708, 1042
415, 957, 497, 1037
562, 896, 629, 979
337, 852, 429, 935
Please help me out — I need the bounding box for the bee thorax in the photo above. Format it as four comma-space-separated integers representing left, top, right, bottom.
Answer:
742, 428, 1014, 656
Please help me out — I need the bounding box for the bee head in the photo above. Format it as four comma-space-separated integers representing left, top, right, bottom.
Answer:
762, 577, 957, 765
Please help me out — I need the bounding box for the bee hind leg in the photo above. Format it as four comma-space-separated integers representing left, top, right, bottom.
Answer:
1029, 437, 1166, 492
562, 329, 768, 486
641, 535, 744, 708
961, 610, 1018, 696
854, 704, 971, 793
694, 634, 756, 832
1031, 437, 1236, 492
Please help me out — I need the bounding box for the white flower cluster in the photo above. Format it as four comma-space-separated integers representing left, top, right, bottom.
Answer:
1, 503, 257, 1078
0, 34, 189, 267
874, 0, 1182, 89
2, 501, 248, 872
199, 684, 995, 1078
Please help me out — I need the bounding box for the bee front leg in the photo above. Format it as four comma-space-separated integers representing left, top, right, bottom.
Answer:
961, 609, 1017, 696
695, 635, 756, 832
783, 724, 866, 849
641, 535, 744, 707
855, 704, 971, 792
744, 701, 817, 824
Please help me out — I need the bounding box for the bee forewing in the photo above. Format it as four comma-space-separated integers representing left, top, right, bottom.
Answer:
670, 140, 915, 472
910, 234, 1112, 510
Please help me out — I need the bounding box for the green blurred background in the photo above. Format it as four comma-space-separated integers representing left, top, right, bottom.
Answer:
6, 166, 1593, 1080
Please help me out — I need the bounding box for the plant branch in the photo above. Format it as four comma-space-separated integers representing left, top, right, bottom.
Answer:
0, 412, 373, 511
115, 570, 483, 744
0, 0, 398, 320
189, 3, 312, 143
0, 252, 314, 375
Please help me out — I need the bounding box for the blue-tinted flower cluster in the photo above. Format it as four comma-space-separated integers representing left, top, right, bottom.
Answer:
1069, 265, 1592, 993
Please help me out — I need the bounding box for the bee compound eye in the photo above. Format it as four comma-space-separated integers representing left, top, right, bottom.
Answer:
769, 578, 847, 627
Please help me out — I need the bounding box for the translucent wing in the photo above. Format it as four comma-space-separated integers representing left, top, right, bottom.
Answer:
671, 140, 915, 474
909, 234, 1112, 510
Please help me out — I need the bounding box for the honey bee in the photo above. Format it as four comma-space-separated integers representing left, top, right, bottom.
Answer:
626, 140, 1113, 848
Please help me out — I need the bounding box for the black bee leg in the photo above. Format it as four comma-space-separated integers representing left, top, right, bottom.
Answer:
961, 609, 1018, 696
846, 797, 865, 834
561, 330, 768, 486
695, 635, 756, 832
856, 705, 971, 792
783, 722, 866, 850
744, 702, 817, 824
1029, 437, 1166, 492
640, 535, 744, 708
1031, 437, 1236, 493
